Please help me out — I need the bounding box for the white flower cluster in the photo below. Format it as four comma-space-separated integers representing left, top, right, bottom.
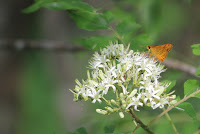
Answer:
70, 43, 176, 117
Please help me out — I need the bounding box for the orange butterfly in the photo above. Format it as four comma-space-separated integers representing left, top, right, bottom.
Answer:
146, 44, 173, 61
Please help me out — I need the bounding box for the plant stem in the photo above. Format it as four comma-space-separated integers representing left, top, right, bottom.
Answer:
148, 89, 200, 126
163, 108, 179, 134
132, 125, 140, 134
129, 108, 154, 134
108, 27, 126, 45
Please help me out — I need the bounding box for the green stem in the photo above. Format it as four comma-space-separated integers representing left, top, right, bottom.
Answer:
163, 108, 179, 134
108, 27, 126, 45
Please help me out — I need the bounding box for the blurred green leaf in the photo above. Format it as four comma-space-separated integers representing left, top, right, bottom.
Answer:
67, 127, 88, 134
177, 102, 197, 121
23, 0, 94, 13
176, 96, 181, 101
130, 34, 154, 51
103, 11, 115, 23
184, 80, 200, 98
76, 36, 116, 50
111, 8, 134, 21
191, 44, 200, 56
22, 0, 45, 13
104, 124, 116, 133
195, 67, 200, 76
69, 10, 110, 31
44, 1, 94, 11
116, 20, 141, 36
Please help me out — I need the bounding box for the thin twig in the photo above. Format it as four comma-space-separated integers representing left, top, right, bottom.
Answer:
148, 89, 200, 126
108, 27, 126, 45
129, 108, 154, 134
163, 59, 200, 78
132, 125, 140, 134
0, 39, 86, 52
0, 39, 199, 78
163, 108, 179, 134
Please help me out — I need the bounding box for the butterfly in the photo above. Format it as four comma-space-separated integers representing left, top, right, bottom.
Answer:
146, 44, 173, 61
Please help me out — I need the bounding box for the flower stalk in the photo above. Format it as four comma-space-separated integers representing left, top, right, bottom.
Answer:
129, 108, 154, 134
148, 89, 200, 126
163, 108, 179, 134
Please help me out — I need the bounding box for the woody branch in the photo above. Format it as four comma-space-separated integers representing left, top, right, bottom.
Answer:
0, 39, 199, 78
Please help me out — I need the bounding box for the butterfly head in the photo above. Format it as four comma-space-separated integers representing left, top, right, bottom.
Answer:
146, 45, 151, 50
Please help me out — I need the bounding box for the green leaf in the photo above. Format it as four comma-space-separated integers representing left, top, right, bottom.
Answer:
44, 1, 94, 11
184, 80, 200, 98
116, 20, 141, 36
76, 36, 116, 50
103, 11, 115, 23
22, 1, 45, 13
191, 44, 200, 56
104, 124, 116, 133
69, 10, 110, 31
23, 0, 94, 13
130, 34, 154, 51
111, 8, 134, 21
195, 67, 200, 76
177, 102, 197, 121
74, 127, 88, 134
67, 127, 88, 134
175, 96, 181, 101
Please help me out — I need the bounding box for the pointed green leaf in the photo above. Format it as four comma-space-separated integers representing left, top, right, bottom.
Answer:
103, 11, 115, 23
195, 67, 200, 76
75, 36, 116, 50
191, 44, 200, 56
69, 10, 110, 31
177, 102, 197, 121
130, 34, 154, 51
44, 1, 94, 11
116, 20, 141, 37
184, 80, 200, 98
22, 1, 45, 13
111, 8, 134, 21
23, 0, 94, 13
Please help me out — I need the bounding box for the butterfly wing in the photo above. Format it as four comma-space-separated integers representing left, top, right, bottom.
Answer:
148, 44, 173, 61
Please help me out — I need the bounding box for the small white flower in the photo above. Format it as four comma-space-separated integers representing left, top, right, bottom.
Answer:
86, 86, 102, 103
126, 94, 143, 111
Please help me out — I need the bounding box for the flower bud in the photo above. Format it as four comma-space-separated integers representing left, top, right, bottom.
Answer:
106, 107, 114, 112
111, 99, 117, 105
128, 89, 137, 98
120, 93, 124, 99
74, 86, 80, 92
75, 79, 82, 87
96, 109, 108, 115
83, 96, 88, 101
119, 112, 124, 118
122, 104, 126, 109
87, 70, 91, 80
99, 70, 105, 80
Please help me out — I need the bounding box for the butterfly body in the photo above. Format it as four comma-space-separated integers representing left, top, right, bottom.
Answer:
147, 44, 173, 61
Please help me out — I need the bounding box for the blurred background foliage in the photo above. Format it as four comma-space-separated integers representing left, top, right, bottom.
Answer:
1, 0, 200, 134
